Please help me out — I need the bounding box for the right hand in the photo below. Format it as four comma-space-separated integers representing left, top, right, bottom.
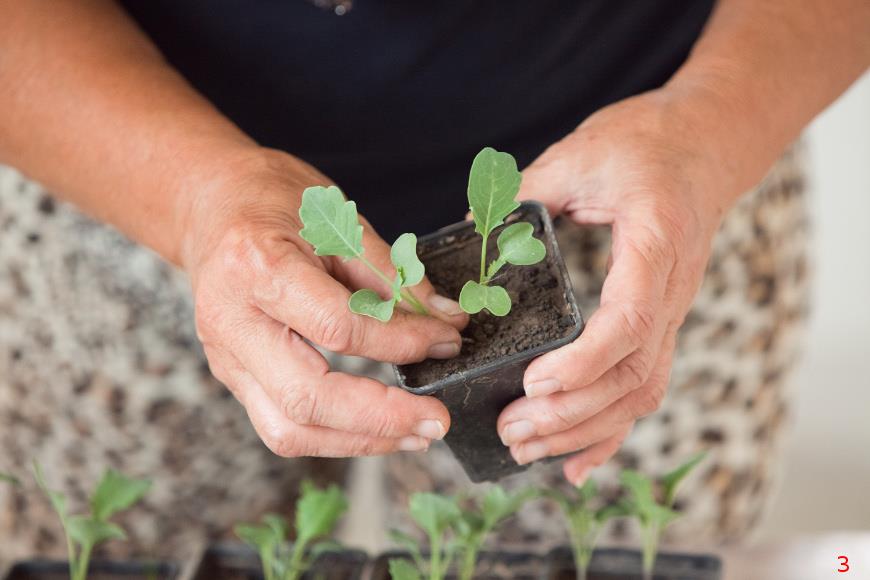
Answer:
180, 149, 469, 457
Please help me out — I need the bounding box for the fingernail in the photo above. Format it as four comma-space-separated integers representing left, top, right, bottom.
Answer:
428, 342, 460, 359
500, 420, 537, 446
512, 440, 549, 465
398, 436, 430, 452
525, 379, 562, 397
413, 419, 446, 440
571, 465, 592, 487
429, 294, 464, 317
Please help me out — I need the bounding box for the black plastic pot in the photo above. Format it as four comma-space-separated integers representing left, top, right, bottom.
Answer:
1, 560, 179, 580
188, 542, 367, 580
370, 550, 546, 580
394, 202, 584, 482
545, 546, 722, 580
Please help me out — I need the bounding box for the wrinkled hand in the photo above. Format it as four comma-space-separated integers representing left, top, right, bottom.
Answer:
182, 150, 469, 458
497, 91, 736, 485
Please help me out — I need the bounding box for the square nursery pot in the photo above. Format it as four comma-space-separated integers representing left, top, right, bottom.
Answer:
394, 202, 584, 482
2, 560, 179, 580
188, 542, 367, 580
370, 550, 546, 580
545, 546, 722, 580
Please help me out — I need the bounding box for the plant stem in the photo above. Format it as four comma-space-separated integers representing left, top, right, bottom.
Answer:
641, 525, 659, 580
478, 233, 489, 284
285, 541, 306, 580
458, 546, 478, 580
260, 547, 276, 580
73, 544, 92, 580
359, 256, 429, 315
429, 533, 443, 580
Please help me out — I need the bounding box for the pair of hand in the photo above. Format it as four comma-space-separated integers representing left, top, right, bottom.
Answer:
185, 90, 729, 485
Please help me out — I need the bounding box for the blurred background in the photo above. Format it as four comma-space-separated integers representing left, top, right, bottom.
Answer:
755, 71, 870, 537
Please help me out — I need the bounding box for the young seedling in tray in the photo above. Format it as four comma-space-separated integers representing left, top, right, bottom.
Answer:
619, 452, 707, 580
388, 486, 532, 580
548, 480, 626, 580
459, 147, 546, 316
33, 462, 152, 580
298, 185, 428, 321
234, 480, 348, 580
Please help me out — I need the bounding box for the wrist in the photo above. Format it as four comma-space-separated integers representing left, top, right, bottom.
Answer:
174, 146, 330, 274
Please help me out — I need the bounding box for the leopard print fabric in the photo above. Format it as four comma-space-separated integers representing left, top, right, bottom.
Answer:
0, 169, 346, 565
0, 143, 807, 562
382, 143, 809, 548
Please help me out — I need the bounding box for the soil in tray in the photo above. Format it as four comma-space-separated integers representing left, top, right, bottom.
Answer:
372, 551, 545, 580
399, 207, 576, 388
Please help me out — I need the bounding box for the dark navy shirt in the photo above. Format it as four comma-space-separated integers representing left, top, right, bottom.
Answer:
119, 0, 715, 240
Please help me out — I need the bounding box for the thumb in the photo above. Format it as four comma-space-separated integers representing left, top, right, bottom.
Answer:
516, 148, 574, 216
335, 215, 469, 329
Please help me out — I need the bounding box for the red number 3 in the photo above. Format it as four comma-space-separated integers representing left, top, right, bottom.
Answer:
837, 555, 850, 573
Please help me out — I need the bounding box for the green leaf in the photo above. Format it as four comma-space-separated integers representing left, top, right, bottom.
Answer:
295, 481, 348, 546
620, 470, 657, 516
90, 470, 151, 522
309, 539, 343, 559
262, 513, 289, 541
596, 502, 630, 523
496, 222, 546, 266
481, 486, 532, 529
67, 516, 126, 548
661, 451, 706, 507
298, 186, 364, 259
578, 479, 598, 503
467, 148, 522, 238
0, 472, 20, 486
235, 522, 282, 552
391, 233, 424, 287
459, 281, 511, 316
349, 289, 396, 322
408, 492, 461, 540
388, 558, 422, 580
388, 529, 426, 572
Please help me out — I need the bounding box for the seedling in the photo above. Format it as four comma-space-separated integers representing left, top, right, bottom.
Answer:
234, 480, 348, 580
33, 461, 152, 580
619, 452, 707, 580
547, 480, 625, 580
459, 147, 546, 316
450, 486, 534, 580
0, 471, 20, 486
298, 185, 428, 321
388, 486, 532, 580
388, 492, 460, 580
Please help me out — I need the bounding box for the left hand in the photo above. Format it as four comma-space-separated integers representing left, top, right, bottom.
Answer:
496, 89, 740, 485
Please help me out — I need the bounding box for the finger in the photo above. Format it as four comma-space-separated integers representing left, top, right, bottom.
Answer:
523, 239, 671, 397
509, 367, 669, 465
205, 345, 434, 456
499, 323, 678, 443
562, 424, 634, 486
335, 215, 468, 328
514, 147, 574, 214
223, 314, 452, 440
253, 256, 462, 363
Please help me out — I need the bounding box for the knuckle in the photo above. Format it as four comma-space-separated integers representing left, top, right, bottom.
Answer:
617, 303, 656, 348
544, 401, 579, 432
618, 351, 653, 388
627, 384, 665, 419
265, 425, 305, 458
347, 438, 380, 457
281, 384, 320, 426
312, 307, 356, 353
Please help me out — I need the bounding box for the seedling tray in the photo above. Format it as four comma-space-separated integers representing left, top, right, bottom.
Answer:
545, 547, 722, 580
1, 560, 179, 580
188, 542, 366, 580
395, 202, 584, 482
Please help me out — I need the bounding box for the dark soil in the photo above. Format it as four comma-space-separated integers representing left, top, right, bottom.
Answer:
4, 561, 178, 580
399, 207, 576, 389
